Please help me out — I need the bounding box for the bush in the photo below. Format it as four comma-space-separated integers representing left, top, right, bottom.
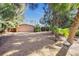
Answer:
76, 30, 79, 36
58, 28, 69, 38
51, 25, 69, 38
55, 28, 79, 37
51, 25, 79, 37
34, 24, 41, 32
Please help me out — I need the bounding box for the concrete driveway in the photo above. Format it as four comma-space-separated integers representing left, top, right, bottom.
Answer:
0, 32, 79, 56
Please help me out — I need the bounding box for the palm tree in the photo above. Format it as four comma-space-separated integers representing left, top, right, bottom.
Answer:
49, 3, 79, 44
67, 8, 79, 44
49, 4, 74, 27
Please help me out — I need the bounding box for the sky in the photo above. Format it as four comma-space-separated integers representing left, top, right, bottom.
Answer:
23, 4, 47, 26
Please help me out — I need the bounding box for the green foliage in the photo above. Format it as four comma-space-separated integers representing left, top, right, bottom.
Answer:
50, 3, 79, 14
48, 4, 79, 38
34, 24, 41, 32
51, 25, 69, 38
48, 3, 79, 28
57, 28, 69, 38
0, 3, 25, 32
51, 25, 58, 33
76, 30, 79, 36
40, 4, 52, 26
51, 25, 79, 37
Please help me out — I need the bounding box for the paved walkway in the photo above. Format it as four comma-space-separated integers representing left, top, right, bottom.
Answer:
0, 32, 79, 56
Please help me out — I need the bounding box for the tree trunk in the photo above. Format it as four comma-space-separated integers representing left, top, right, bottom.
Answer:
67, 9, 79, 44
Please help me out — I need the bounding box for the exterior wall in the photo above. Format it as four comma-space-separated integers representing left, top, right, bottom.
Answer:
7, 28, 16, 32
16, 24, 34, 32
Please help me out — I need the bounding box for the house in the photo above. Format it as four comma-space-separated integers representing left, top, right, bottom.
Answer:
8, 24, 35, 32
16, 24, 35, 32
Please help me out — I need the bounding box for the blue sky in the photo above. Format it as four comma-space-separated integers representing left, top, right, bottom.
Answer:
23, 4, 47, 25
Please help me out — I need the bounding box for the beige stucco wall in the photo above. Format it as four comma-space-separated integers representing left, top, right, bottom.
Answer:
16, 24, 34, 32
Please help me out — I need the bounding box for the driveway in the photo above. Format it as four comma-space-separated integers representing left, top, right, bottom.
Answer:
0, 31, 79, 56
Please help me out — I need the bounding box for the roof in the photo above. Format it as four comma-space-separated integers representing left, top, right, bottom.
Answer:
19, 24, 35, 27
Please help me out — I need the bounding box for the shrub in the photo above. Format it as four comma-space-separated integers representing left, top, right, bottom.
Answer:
51, 25, 69, 38
34, 24, 41, 32
76, 30, 79, 36
59, 28, 69, 38
51, 25, 79, 37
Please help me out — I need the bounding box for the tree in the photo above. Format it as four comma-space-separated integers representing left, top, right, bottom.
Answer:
40, 4, 52, 26
0, 3, 25, 32
28, 3, 39, 10
49, 4, 76, 28
49, 3, 79, 44
67, 8, 79, 44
